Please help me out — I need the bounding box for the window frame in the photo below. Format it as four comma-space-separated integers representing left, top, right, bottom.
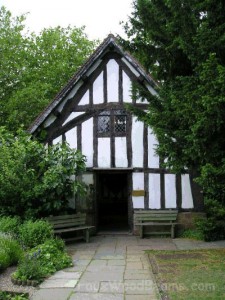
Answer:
97, 109, 127, 137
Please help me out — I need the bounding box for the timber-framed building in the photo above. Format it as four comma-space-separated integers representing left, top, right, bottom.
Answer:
29, 35, 203, 233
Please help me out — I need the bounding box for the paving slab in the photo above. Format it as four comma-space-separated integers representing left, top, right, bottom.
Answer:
126, 261, 144, 270
74, 281, 100, 292
100, 281, 125, 293
40, 278, 78, 288
49, 270, 82, 279
80, 270, 124, 282
124, 270, 150, 280
125, 295, 158, 300
107, 259, 126, 266
31, 288, 73, 300
124, 279, 156, 295
69, 292, 124, 300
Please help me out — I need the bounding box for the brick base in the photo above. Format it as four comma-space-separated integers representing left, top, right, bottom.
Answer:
177, 212, 206, 234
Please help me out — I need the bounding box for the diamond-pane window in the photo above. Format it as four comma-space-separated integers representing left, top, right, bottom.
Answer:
97, 110, 127, 136
98, 115, 110, 133
114, 115, 126, 133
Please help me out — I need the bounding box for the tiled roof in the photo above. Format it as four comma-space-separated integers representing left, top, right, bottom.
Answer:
28, 34, 158, 134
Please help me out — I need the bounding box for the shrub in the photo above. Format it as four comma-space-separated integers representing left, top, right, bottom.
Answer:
18, 220, 54, 249
0, 128, 87, 219
14, 238, 73, 282
196, 199, 225, 241
181, 228, 204, 240
0, 233, 23, 272
0, 291, 28, 300
0, 249, 10, 272
0, 216, 21, 237
14, 252, 44, 282
30, 238, 73, 275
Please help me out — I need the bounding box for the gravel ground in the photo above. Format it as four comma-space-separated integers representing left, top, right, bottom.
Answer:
0, 266, 38, 298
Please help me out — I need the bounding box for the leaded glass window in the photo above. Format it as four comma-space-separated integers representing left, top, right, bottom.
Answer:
97, 110, 127, 137
114, 110, 126, 133
98, 111, 110, 134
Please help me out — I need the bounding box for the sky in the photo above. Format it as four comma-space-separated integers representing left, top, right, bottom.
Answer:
1, 0, 133, 40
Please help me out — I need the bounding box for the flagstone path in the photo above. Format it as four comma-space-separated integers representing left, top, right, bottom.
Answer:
31, 235, 225, 300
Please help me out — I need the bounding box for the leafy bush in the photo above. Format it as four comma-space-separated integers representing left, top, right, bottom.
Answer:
30, 239, 73, 275
0, 128, 87, 219
14, 238, 72, 282
194, 163, 225, 241
0, 216, 21, 237
18, 220, 54, 249
0, 234, 23, 272
196, 200, 225, 241
0, 249, 10, 272
0, 291, 28, 300
14, 252, 44, 282
181, 229, 204, 240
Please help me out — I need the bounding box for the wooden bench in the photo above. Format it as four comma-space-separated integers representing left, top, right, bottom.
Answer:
134, 210, 178, 238
47, 213, 95, 243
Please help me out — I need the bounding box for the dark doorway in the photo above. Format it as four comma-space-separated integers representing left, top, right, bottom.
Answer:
97, 172, 129, 231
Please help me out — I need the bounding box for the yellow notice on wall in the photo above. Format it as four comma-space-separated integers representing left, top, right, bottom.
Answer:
132, 190, 145, 197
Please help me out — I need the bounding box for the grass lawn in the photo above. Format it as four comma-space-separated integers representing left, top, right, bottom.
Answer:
148, 248, 225, 300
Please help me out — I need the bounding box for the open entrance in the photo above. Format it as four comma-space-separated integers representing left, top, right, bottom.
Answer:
96, 172, 129, 231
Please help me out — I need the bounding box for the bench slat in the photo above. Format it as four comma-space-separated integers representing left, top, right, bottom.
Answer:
54, 226, 95, 233
134, 210, 178, 214
48, 219, 85, 226
134, 216, 177, 221
47, 213, 85, 221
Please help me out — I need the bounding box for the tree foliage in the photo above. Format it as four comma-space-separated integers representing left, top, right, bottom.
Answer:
0, 127, 87, 218
124, 0, 225, 239
0, 6, 97, 132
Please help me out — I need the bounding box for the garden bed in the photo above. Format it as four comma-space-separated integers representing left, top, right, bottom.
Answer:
0, 266, 37, 298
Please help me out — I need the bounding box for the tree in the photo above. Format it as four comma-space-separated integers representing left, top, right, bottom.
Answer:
0, 6, 97, 132
124, 0, 225, 240
0, 127, 87, 218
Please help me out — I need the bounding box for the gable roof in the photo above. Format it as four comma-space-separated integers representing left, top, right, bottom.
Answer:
29, 34, 158, 134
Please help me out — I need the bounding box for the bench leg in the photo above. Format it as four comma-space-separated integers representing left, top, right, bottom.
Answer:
171, 224, 175, 239
140, 226, 144, 239
85, 229, 90, 243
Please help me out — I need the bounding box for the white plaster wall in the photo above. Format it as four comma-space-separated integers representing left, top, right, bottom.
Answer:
82, 174, 94, 185
93, 72, 104, 104
132, 117, 144, 168
165, 174, 177, 208
115, 137, 128, 168
182, 174, 194, 209
107, 59, 119, 102
65, 127, 77, 149
52, 135, 62, 145
63, 112, 84, 126
79, 90, 89, 105
149, 173, 161, 209
98, 138, 111, 168
132, 172, 145, 209
122, 71, 132, 103
148, 129, 159, 168
82, 118, 93, 167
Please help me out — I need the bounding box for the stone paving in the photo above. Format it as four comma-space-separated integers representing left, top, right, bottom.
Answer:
31, 235, 225, 300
